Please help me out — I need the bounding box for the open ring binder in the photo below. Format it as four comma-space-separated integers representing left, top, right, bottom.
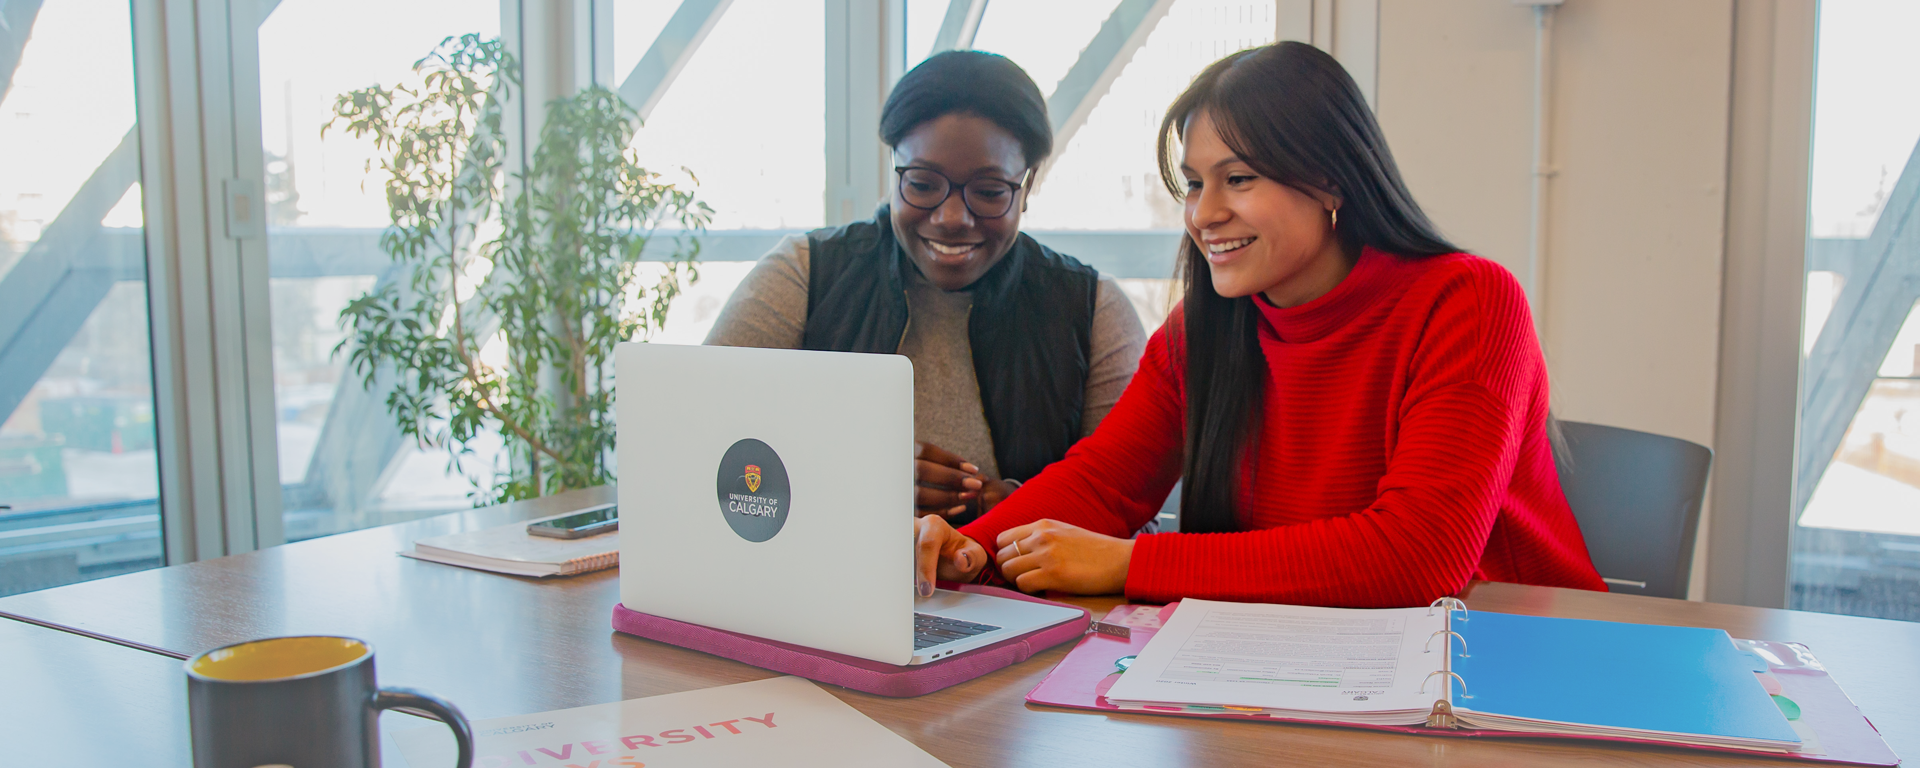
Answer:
1410, 596, 1808, 751
1034, 597, 1896, 765
1419, 669, 1469, 697
1426, 596, 1468, 620
1423, 628, 1469, 656
1420, 601, 1472, 725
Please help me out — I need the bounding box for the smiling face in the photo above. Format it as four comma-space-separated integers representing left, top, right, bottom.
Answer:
1180, 110, 1350, 308
890, 113, 1030, 291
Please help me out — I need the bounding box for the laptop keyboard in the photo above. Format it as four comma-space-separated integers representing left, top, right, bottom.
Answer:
913, 613, 1002, 650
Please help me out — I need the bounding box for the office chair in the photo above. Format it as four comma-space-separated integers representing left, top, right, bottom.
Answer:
1554, 420, 1713, 600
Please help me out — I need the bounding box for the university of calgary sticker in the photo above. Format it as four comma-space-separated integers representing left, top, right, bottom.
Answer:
715, 439, 789, 542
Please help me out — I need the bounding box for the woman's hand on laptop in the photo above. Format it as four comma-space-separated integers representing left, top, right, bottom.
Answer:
994, 520, 1132, 595
915, 515, 987, 597
915, 441, 988, 518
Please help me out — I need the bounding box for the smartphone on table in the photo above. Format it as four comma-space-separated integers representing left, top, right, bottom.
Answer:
528, 503, 618, 539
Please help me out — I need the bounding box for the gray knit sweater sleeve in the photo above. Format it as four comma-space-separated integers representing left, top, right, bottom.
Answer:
703, 235, 810, 349
1084, 276, 1148, 437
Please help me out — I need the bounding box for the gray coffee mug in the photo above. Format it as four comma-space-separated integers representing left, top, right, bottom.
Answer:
185, 636, 473, 768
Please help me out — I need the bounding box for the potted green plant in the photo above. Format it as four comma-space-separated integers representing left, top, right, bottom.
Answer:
327, 34, 710, 503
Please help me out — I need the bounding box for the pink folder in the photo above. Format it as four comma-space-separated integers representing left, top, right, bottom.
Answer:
612, 582, 1090, 698
1026, 605, 1899, 766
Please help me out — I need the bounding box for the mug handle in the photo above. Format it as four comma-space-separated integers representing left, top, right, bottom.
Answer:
373, 688, 475, 768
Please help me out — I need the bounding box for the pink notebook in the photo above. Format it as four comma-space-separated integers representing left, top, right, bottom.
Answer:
612, 582, 1089, 698
1027, 604, 1899, 766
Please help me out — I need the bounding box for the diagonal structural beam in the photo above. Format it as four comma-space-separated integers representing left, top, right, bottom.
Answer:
1043, 0, 1172, 166
0, 239, 141, 420
0, 0, 292, 425
1796, 137, 1920, 514
282, 264, 409, 534
617, 0, 733, 122
0, 128, 141, 423
930, 0, 987, 53
289, 250, 502, 530
293, 81, 519, 522
0, 0, 44, 106
1804, 237, 1867, 276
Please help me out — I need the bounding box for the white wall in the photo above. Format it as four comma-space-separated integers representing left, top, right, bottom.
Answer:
1376, 0, 1735, 596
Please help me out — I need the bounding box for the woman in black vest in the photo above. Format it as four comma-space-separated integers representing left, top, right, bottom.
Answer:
705, 51, 1147, 525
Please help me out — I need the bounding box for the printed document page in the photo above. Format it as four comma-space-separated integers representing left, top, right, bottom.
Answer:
1103, 599, 1449, 715
390, 676, 947, 767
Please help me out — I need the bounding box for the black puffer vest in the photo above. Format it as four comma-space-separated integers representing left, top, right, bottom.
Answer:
801, 206, 1098, 482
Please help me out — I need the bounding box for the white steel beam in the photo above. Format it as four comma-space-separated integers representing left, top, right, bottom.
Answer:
127, 0, 293, 562
617, 0, 732, 121
0, 131, 141, 423
225, 0, 285, 549
929, 0, 986, 53
0, 0, 44, 105
1795, 140, 1920, 513
140, 0, 230, 564
1043, 0, 1172, 165
1708, 0, 1815, 609
824, 0, 904, 226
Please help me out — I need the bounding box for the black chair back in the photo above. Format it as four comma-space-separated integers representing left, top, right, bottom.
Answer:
1555, 421, 1713, 599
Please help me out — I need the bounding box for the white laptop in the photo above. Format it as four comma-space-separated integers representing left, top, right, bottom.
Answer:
616, 343, 1081, 666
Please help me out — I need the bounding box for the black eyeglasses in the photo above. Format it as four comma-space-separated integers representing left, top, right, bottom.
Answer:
894, 166, 1028, 219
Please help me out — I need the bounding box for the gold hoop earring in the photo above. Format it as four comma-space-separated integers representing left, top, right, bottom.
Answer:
1330, 207, 1339, 229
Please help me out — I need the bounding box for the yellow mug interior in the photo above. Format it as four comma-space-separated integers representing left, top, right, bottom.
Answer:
189, 636, 369, 682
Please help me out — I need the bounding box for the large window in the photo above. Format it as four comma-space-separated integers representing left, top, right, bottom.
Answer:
614, 0, 827, 346
956, 0, 1278, 331
1791, 0, 1920, 621
623, 1, 825, 232
256, 0, 506, 540
255, 0, 835, 538
0, 1, 1309, 585
969, 0, 1273, 234
609, 2, 1282, 342
0, 1, 163, 596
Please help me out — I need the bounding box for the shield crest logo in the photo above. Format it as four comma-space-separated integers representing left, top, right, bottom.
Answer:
744, 464, 762, 493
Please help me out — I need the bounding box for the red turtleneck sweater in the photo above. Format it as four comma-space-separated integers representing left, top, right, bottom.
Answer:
958, 248, 1606, 607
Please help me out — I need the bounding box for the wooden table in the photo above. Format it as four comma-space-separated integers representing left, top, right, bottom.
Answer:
4, 486, 1914, 767
0, 615, 418, 765
1, 618, 195, 766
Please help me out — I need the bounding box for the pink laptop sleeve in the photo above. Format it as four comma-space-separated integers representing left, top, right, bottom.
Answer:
610, 582, 1091, 698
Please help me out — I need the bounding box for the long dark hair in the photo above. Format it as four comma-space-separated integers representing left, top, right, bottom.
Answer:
1158, 42, 1459, 534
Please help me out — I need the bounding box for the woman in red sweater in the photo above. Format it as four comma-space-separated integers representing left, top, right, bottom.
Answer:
911, 42, 1607, 608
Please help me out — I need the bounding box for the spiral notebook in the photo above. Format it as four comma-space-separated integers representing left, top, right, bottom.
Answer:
1077, 598, 1895, 761
400, 512, 618, 577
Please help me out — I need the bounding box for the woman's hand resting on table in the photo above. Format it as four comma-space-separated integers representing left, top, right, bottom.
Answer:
912, 516, 1134, 597
996, 520, 1133, 595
